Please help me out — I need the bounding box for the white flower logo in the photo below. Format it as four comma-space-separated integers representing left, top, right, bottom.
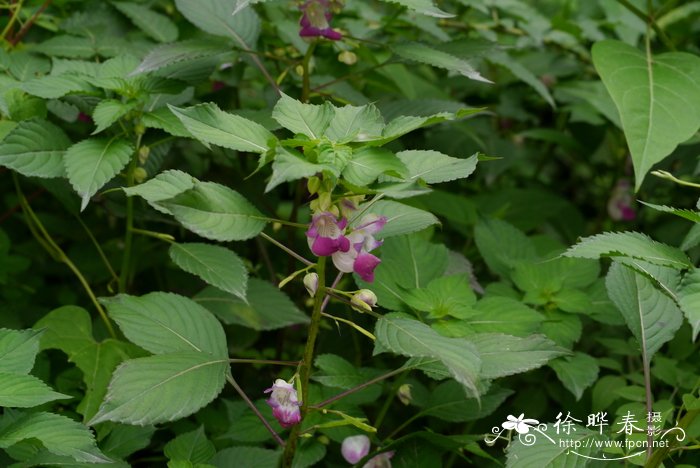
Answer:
502, 414, 540, 434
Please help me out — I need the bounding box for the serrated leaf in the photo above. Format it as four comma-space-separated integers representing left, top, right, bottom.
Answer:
142, 107, 192, 137
592, 40, 700, 190
0, 411, 110, 463
101, 424, 156, 458
548, 352, 599, 400
374, 314, 481, 397
20, 75, 93, 99
160, 181, 267, 241
169, 243, 248, 301
266, 147, 332, 192
88, 352, 228, 425
639, 201, 700, 223
113, 2, 178, 43
0, 373, 71, 408
33, 35, 96, 58
422, 381, 513, 422
487, 51, 555, 107
100, 292, 228, 358
564, 231, 691, 269
324, 104, 385, 142
174, 0, 260, 46
606, 261, 683, 360
164, 426, 215, 464
170, 103, 275, 153
0, 119, 70, 178
92, 99, 134, 134
474, 218, 537, 279
434, 296, 544, 337
342, 147, 408, 186
211, 446, 280, 468
0, 328, 43, 374
364, 200, 439, 238
272, 94, 334, 139
397, 149, 478, 184
312, 354, 382, 392
469, 334, 566, 379
131, 39, 231, 76
65, 138, 134, 211
678, 268, 700, 341
404, 274, 476, 318
123, 169, 197, 214
394, 42, 490, 83
378, 0, 454, 18
194, 278, 309, 330
506, 424, 605, 468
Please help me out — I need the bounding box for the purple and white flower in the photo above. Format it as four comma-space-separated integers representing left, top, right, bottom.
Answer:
299, 0, 342, 40
341, 435, 370, 464
332, 214, 387, 282
264, 379, 301, 428
306, 212, 351, 257
363, 451, 395, 468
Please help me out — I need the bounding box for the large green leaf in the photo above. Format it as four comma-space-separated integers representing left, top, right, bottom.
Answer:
194, 278, 309, 330
0, 328, 43, 374
88, 352, 228, 425
564, 231, 691, 269
272, 94, 334, 139
211, 446, 280, 468
606, 261, 683, 360
64, 137, 134, 211
548, 352, 600, 401
0, 119, 70, 178
174, 0, 260, 46
487, 51, 555, 107
506, 424, 605, 468
132, 39, 232, 76
468, 334, 566, 379
170, 103, 275, 153
366, 108, 483, 146
159, 182, 267, 241
324, 104, 385, 143
164, 426, 215, 464
592, 40, 700, 190
0, 373, 70, 407
474, 218, 537, 279
266, 147, 332, 192
379, 0, 454, 18
678, 268, 700, 341
0, 411, 109, 463
100, 292, 228, 358
20, 75, 94, 99
394, 42, 490, 83
113, 2, 178, 43
169, 243, 248, 301
364, 200, 439, 238
396, 149, 478, 184
123, 169, 197, 214
342, 147, 407, 187
374, 314, 481, 397
33, 35, 96, 58
422, 381, 513, 422
92, 99, 135, 134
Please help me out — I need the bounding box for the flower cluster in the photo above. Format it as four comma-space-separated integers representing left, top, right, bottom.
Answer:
306, 212, 386, 282
341, 435, 395, 467
299, 0, 342, 40
264, 379, 301, 428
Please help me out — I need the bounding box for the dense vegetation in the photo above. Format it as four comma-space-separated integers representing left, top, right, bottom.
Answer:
0, 0, 699, 466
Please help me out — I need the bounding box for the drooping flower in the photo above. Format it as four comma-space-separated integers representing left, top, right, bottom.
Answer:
607, 178, 636, 221
363, 451, 395, 468
332, 214, 387, 282
502, 413, 539, 434
299, 0, 342, 40
351, 289, 378, 311
341, 435, 370, 464
303, 272, 319, 297
306, 212, 351, 257
264, 379, 301, 428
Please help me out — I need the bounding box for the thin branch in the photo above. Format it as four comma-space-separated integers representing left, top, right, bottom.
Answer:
259, 231, 314, 266
312, 367, 406, 409
10, 0, 52, 46
226, 374, 285, 447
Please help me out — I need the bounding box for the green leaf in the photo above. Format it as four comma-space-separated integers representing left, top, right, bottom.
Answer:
100, 292, 228, 358
0, 412, 109, 463
374, 314, 481, 397
266, 147, 332, 192
506, 424, 605, 468
88, 352, 228, 425
0, 328, 43, 374
475, 218, 537, 279
194, 278, 309, 330
404, 274, 476, 318
20, 75, 93, 99
123, 169, 197, 214
342, 147, 408, 186
422, 381, 513, 422
64, 138, 134, 211
487, 51, 555, 107
378, 0, 454, 18
211, 446, 280, 468
0, 119, 70, 178
142, 108, 192, 137
272, 94, 334, 139
469, 334, 566, 379
169, 243, 248, 301
564, 231, 691, 269
394, 42, 490, 83
170, 103, 275, 153
592, 40, 700, 190
174, 0, 260, 46
396, 150, 478, 184
164, 426, 215, 464
159, 181, 267, 241
132, 39, 231, 76
639, 201, 700, 224
365, 200, 439, 238
101, 424, 156, 458
324, 104, 385, 142
366, 108, 483, 146
548, 352, 600, 400
312, 354, 382, 391
33, 35, 96, 58
113, 2, 178, 43
678, 268, 700, 341
606, 261, 684, 360
0, 373, 71, 408
92, 99, 134, 134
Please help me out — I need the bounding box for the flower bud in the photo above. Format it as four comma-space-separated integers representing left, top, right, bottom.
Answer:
341, 435, 370, 464
338, 50, 357, 65
133, 167, 148, 184
397, 384, 412, 406
264, 379, 301, 428
351, 289, 377, 312
303, 272, 319, 297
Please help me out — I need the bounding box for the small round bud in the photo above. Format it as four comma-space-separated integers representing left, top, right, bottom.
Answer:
351, 289, 377, 312
397, 384, 413, 405
134, 123, 146, 136
133, 167, 147, 184
138, 145, 150, 164
338, 50, 357, 65
303, 273, 319, 297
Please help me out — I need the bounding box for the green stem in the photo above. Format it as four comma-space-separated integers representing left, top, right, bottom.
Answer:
76, 216, 119, 285
282, 256, 327, 466
313, 367, 407, 410
130, 228, 175, 243
0, 0, 24, 41
616, 0, 675, 50
301, 41, 318, 103
118, 131, 143, 293
259, 232, 314, 266
644, 409, 700, 467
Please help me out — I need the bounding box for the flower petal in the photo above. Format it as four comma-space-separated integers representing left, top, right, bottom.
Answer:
354, 253, 381, 282
341, 435, 370, 464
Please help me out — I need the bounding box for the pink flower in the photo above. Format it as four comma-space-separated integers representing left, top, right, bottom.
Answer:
299, 0, 342, 40
607, 179, 636, 221
363, 451, 394, 468
306, 212, 351, 257
341, 435, 370, 464
332, 214, 386, 282
264, 379, 301, 428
